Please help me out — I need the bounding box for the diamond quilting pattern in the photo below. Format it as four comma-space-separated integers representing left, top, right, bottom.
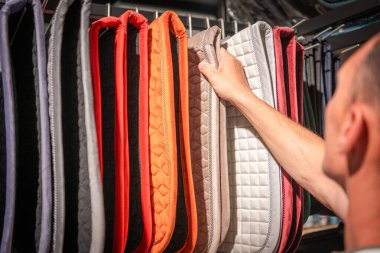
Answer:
188, 26, 222, 253
149, 30, 168, 241
188, 48, 211, 253
148, 19, 176, 253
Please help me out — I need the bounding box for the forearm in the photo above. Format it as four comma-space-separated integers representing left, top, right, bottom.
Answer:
232, 91, 348, 219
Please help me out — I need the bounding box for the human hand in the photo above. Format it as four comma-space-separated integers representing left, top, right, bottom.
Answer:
198, 47, 253, 104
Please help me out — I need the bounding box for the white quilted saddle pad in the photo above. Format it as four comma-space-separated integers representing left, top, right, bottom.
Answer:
219, 22, 282, 253
188, 26, 229, 253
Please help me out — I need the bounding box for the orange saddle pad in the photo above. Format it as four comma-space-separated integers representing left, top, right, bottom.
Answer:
147, 11, 197, 253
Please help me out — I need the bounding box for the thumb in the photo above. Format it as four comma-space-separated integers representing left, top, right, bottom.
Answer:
198, 61, 218, 81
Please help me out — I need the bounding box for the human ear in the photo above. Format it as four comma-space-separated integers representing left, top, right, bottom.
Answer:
338, 105, 366, 154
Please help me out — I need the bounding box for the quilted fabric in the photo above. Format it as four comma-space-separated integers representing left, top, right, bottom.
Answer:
296, 41, 311, 225
47, 2, 70, 250
89, 13, 132, 253
219, 22, 282, 253
296, 42, 304, 125
95, 25, 118, 253
122, 12, 152, 253
148, 11, 197, 253
219, 95, 230, 245
0, 57, 4, 250
253, 22, 282, 253
48, 0, 95, 251
273, 27, 303, 253
188, 26, 230, 253
287, 41, 305, 253
273, 27, 295, 253
79, 0, 105, 251
0, 0, 52, 252
0, 6, 16, 251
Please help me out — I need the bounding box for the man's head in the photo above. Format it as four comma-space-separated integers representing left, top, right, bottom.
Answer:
323, 34, 380, 187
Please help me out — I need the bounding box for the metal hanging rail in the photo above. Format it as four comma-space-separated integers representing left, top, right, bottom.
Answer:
87, 3, 248, 35
0, 0, 249, 35
33, 2, 249, 36
296, 0, 380, 35
326, 21, 380, 51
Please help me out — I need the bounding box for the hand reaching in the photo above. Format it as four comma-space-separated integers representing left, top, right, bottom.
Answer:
198, 47, 253, 104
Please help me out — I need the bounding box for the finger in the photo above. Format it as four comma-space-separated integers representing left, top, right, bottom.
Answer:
220, 47, 234, 60
198, 61, 218, 81
219, 47, 236, 71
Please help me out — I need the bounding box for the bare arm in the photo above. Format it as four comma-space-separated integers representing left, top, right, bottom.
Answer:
199, 48, 348, 220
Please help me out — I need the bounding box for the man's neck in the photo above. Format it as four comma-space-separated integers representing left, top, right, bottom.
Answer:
345, 161, 380, 250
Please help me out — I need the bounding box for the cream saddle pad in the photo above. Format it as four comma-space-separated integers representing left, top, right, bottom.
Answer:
219, 21, 282, 253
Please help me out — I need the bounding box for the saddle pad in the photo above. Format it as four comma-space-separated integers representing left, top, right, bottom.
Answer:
298, 42, 311, 226
48, 0, 93, 251
273, 27, 304, 253
0, 0, 52, 252
273, 27, 295, 253
89, 14, 130, 253
287, 41, 306, 253
219, 22, 282, 253
0, 56, 4, 249
148, 11, 197, 253
79, 0, 105, 252
296, 42, 304, 125
219, 91, 229, 245
121, 12, 153, 253
188, 26, 229, 253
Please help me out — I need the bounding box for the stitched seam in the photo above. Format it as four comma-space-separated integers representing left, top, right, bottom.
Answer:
158, 17, 171, 246
248, 26, 273, 253
202, 28, 216, 252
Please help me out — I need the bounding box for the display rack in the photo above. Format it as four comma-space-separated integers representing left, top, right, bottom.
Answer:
297, 0, 380, 35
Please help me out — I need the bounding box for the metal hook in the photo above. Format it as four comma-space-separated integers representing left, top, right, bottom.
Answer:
45, 10, 53, 35
304, 43, 321, 51
233, 20, 238, 34
155, 10, 159, 19
218, 18, 225, 39
321, 24, 345, 41
106, 3, 111, 16
98, 3, 111, 38
291, 18, 306, 29
10, 7, 26, 46
42, 0, 48, 11
297, 35, 305, 42
312, 26, 332, 40
340, 44, 360, 55
205, 17, 210, 29
188, 15, 193, 37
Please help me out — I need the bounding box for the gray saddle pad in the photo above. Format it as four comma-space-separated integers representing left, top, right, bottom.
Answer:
0, 0, 52, 252
48, 0, 104, 251
218, 22, 282, 253
79, 0, 105, 252
188, 26, 229, 253
0, 54, 4, 252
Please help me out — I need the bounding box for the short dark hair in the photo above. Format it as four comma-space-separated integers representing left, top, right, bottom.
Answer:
354, 36, 380, 108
